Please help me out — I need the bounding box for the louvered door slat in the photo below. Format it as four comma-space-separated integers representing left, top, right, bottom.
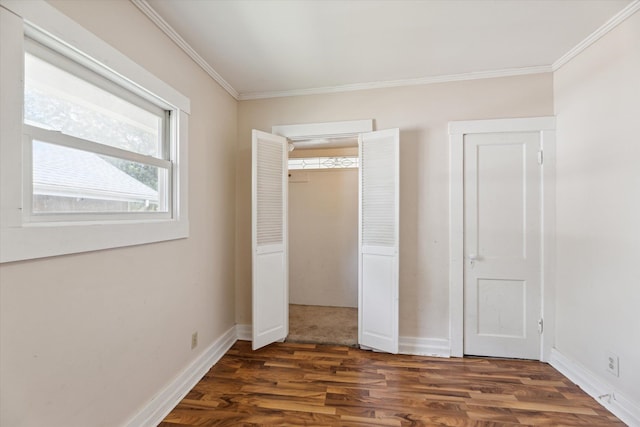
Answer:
257, 140, 284, 245
358, 128, 400, 354
252, 130, 288, 350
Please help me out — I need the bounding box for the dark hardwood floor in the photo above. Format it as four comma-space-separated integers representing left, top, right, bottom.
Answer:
159, 340, 623, 426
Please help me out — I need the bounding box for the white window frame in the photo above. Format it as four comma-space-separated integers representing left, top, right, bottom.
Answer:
0, 0, 190, 263
287, 156, 359, 170
23, 37, 172, 222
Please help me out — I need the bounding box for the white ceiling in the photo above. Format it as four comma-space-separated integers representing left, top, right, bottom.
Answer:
140, 0, 635, 99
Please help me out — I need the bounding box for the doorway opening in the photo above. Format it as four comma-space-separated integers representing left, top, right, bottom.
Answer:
252, 121, 399, 353
286, 141, 359, 346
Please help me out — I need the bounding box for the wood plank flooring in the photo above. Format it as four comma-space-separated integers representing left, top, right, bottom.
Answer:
159, 341, 623, 426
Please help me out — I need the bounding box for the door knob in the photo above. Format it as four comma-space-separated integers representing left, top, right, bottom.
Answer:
469, 253, 478, 267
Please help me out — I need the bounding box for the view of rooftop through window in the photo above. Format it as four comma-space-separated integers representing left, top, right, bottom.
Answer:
32, 141, 165, 214
24, 49, 169, 214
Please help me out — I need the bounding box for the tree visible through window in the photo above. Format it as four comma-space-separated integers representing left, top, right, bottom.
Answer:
0, 3, 189, 262
23, 44, 170, 215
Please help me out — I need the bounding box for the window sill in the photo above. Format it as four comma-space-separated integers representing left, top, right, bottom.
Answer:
0, 0, 190, 264
0, 218, 189, 263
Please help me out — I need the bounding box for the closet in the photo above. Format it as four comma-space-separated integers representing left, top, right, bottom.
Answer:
251, 121, 399, 353
287, 144, 359, 345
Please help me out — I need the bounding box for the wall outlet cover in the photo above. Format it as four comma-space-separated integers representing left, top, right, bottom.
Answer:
606, 352, 619, 377
191, 331, 198, 350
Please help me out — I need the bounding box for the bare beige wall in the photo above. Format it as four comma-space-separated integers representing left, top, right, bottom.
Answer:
0, 1, 237, 426
554, 11, 640, 405
237, 73, 554, 340
289, 169, 358, 307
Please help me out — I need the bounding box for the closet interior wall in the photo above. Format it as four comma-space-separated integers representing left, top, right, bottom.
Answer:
288, 147, 358, 308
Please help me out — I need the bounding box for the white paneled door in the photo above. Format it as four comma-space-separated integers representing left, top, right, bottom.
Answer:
358, 129, 400, 354
252, 130, 288, 350
464, 132, 542, 359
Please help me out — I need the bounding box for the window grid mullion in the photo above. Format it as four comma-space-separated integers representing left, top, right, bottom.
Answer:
23, 124, 171, 169
22, 134, 34, 221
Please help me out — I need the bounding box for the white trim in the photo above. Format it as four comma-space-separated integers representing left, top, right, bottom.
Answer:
1, 220, 189, 263
449, 130, 465, 358
448, 116, 556, 135
235, 324, 252, 341
0, 5, 25, 236
540, 128, 556, 363
24, 125, 171, 169
0, 0, 190, 112
239, 66, 551, 100
0, 1, 190, 263
272, 119, 373, 141
130, 0, 239, 101
102, 0, 554, 100
237, 324, 450, 358
399, 337, 450, 358
121, 0, 633, 101
125, 326, 237, 427
550, 348, 640, 426
448, 117, 556, 360
552, 0, 640, 71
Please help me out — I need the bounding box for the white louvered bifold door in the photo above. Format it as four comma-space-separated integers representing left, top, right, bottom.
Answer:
252, 130, 288, 350
358, 128, 400, 354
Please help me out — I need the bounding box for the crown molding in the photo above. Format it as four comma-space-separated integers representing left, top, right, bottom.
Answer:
237, 66, 552, 100
130, 0, 239, 100
131, 0, 636, 101
552, 0, 640, 71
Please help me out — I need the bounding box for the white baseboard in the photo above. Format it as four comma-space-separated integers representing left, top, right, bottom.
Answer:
235, 324, 450, 357
549, 348, 640, 426
235, 323, 252, 341
124, 325, 237, 427
399, 336, 451, 357
121, 330, 638, 427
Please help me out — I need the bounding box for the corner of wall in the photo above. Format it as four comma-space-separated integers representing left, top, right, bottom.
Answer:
550, 348, 640, 426
124, 326, 238, 427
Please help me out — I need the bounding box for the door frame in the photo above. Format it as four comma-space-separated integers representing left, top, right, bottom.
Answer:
273, 119, 373, 144
268, 120, 399, 353
448, 117, 556, 361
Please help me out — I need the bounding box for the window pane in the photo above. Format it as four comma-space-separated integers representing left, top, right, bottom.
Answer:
24, 53, 164, 158
288, 156, 359, 170
32, 141, 167, 214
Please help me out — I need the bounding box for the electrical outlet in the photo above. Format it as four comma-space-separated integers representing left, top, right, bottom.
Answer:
191, 331, 198, 350
606, 353, 619, 377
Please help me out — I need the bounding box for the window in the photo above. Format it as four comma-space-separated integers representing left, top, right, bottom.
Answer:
24, 41, 171, 219
0, 2, 190, 263
288, 156, 359, 170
